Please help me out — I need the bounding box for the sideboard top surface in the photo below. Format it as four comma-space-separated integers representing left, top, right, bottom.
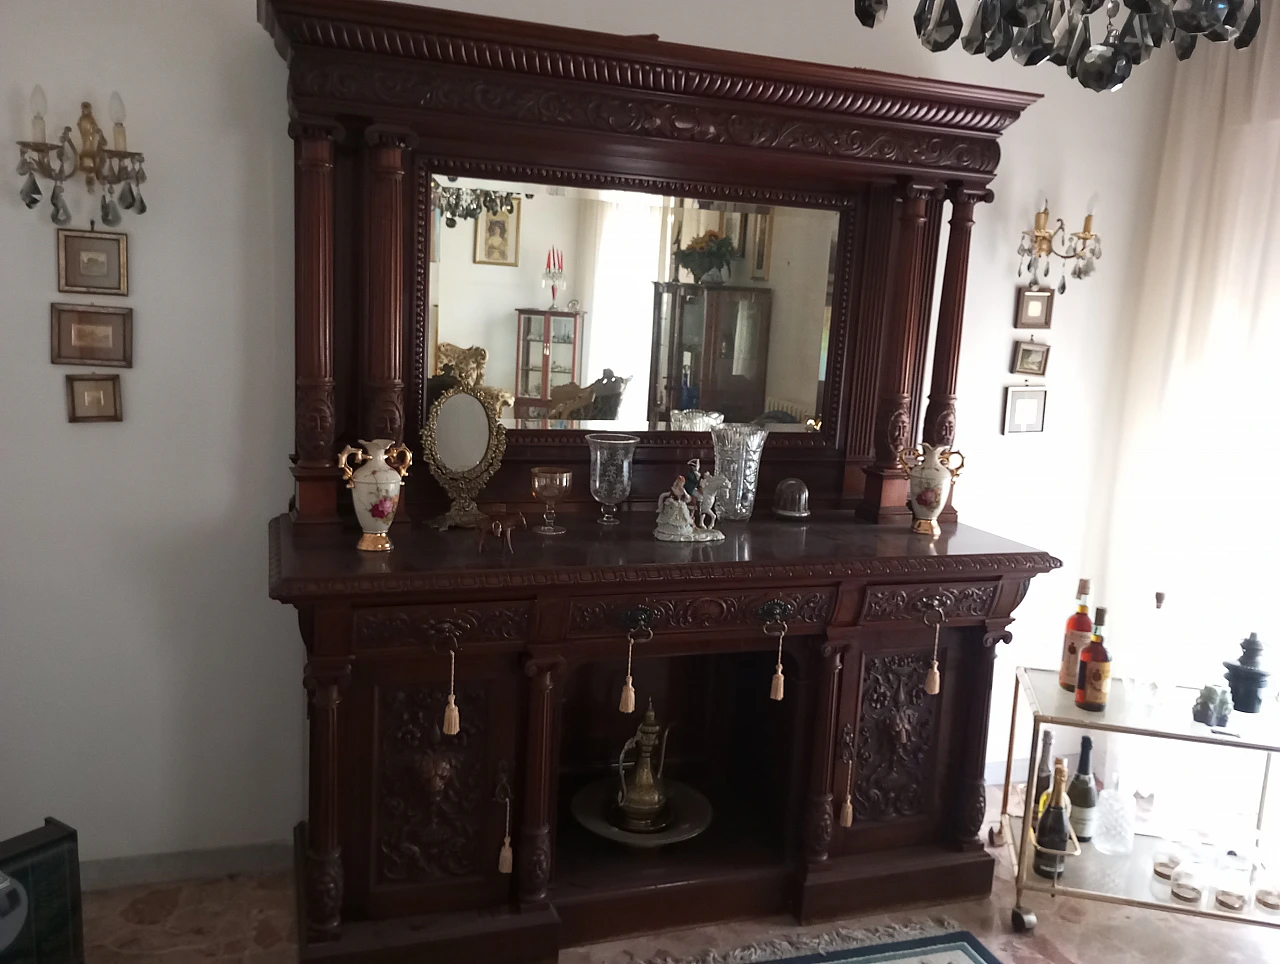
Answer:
268, 514, 1059, 602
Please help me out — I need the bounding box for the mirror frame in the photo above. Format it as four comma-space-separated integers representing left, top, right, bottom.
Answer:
422, 386, 507, 528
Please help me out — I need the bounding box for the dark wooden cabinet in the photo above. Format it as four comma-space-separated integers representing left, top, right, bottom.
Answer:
651, 283, 773, 423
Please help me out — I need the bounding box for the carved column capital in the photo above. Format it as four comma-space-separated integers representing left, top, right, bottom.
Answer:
288, 115, 345, 145
364, 124, 419, 152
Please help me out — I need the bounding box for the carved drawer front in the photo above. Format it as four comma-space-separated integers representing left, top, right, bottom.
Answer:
567, 587, 835, 638
376, 683, 491, 884
355, 602, 531, 651
850, 650, 940, 822
858, 582, 996, 626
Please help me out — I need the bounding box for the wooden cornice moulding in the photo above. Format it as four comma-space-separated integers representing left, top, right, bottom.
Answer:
260, 0, 1039, 182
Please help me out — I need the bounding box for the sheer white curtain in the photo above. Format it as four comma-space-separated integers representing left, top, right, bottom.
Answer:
1101, 13, 1279, 823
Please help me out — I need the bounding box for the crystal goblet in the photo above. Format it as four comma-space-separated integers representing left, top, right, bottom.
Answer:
531, 466, 572, 535
585, 433, 638, 525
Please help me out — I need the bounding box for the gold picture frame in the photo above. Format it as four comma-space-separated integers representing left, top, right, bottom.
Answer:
51, 303, 133, 367
473, 198, 521, 266
57, 229, 128, 295
66, 373, 123, 422
748, 211, 773, 281
1014, 286, 1053, 329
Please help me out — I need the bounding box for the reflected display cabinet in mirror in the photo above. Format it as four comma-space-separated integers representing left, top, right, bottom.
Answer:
513, 309, 585, 419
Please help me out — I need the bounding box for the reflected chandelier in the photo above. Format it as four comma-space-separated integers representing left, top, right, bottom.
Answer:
431, 176, 530, 227
858, 0, 1261, 92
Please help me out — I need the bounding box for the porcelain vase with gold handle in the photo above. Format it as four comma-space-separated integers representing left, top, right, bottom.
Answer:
898, 443, 964, 537
338, 439, 412, 551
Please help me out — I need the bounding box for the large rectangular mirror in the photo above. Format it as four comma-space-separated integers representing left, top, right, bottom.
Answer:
427, 175, 841, 434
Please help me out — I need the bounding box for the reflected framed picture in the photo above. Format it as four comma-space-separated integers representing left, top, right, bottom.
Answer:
65, 373, 123, 423
1002, 386, 1047, 434
748, 211, 773, 280
1014, 285, 1052, 329
57, 229, 128, 295
473, 199, 521, 266
50, 304, 133, 368
1010, 339, 1050, 376
720, 210, 747, 257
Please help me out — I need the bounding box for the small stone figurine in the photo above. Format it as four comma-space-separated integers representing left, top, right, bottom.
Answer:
654, 462, 725, 543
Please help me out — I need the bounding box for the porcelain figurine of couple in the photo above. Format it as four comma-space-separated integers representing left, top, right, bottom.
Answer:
654, 458, 726, 543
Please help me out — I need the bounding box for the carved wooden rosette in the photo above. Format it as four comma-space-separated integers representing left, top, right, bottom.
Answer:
289, 119, 340, 523
362, 127, 414, 444
303, 660, 350, 935
859, 183, 937, 522
519, 657, 563, 904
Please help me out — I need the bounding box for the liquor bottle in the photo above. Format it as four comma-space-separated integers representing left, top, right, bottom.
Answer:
1036, 756, 1072, 826
1034, 760, 1071, 879
1031, 730, 1054, 830
1067, 735, 1098, 842
1059, 579, 1093, 692
1075, 607, 1111, 712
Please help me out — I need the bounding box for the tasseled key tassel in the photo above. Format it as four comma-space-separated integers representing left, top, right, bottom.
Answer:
769, 624, 786, 701
924, 612, 941, 697
498, 794, 513, 874
619, 634, 636, 714
443, 649, 461, 735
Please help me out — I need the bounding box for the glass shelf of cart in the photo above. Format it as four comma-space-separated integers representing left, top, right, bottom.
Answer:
1016, 667, 1280, 753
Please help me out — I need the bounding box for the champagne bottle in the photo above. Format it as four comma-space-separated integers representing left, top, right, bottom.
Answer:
1059, 578, 1093, 692
1036, 756, 1072, 826
1067, 735, 1098, 842
1075, 606, 1111, 712
1031, 730, 1054, 830
1034, 760, 1071, 879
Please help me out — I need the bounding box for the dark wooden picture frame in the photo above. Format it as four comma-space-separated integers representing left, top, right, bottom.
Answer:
1010, 339, 1049, 376
1002, 386, 1047, 434
57, 230, 128, 296
1013, 286, 1052, 329
50, 304, 133, 368
65, 373, 123, 423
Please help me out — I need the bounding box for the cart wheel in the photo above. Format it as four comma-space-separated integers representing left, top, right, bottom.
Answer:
1011, 907, 1036, 933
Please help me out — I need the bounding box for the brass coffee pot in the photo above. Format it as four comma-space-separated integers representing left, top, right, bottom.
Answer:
614, 700, 673, 832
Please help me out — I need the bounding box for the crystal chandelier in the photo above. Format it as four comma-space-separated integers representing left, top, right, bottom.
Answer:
431, 177, 528, 227
858, 0, 1261, 92
16, 87, 148, 225
1018, 202, 1101, 293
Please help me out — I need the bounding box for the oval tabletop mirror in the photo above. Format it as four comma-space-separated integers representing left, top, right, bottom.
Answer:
423, 387, 507, 529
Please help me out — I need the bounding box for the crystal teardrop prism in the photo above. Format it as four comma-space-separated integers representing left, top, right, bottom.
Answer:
101, 192, 123, 227
1172, 0, 1231, 33
855, 0, 890, 27
1205, 0, 1245, 39
1126, 0, 1154, 11
1081, 0, 1107, 12
1173, 27, 1199, 56
134, 188, 147, 215
1050, 1, 1080, 63
919, 0, 966, 49
963, 0, 995, 52
1066, 15, 1093, 75
986, 17, 1016, 57
50, 184, 71, 226
915, 0, 934, 34
1077, 27, 1134, 90
1013, 14, 1057, 63
119, 181, 136, 210
1057, 274, 1067, 295
20, 171, 42, 209
1234, 0, 1260, 46
1119, 11, 1156, 62
1000, 0, 1050, 26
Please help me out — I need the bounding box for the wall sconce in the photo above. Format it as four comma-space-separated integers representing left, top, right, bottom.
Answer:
1017, 201, 1101, 294
17, 87, 149, 226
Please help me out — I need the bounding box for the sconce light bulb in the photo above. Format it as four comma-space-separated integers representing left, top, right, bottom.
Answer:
31, 85, 47, 118
109, 91, 126, 124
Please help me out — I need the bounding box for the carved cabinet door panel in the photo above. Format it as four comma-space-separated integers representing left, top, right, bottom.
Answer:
828, 628, 961, 856
341, 651, 522, 919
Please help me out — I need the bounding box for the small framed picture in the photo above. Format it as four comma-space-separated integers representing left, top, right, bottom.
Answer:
65, 373, 123, 423
1003, 386, 1047, 435
1010, 340, 1050, 376
57, 229, 128, 295
51, 304, 133, 368
748, 211, 773, 281
473, 198, 521, 266
720, 210, 747, 258
1014, 286, 1052, 329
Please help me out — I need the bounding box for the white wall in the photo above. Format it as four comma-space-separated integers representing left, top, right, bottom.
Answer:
0, 1, 300, 861
0, 0, 1170, 864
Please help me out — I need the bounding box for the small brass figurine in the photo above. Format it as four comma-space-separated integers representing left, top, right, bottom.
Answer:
478, 511, 526, 553
613, 700, 673, 833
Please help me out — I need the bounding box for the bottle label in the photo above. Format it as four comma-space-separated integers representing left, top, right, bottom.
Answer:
1059, 630, 1090, 688
1070, 804, 1097, 840
1083, 660, 1112, 705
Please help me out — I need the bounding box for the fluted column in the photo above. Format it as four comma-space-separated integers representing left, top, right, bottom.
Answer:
289, 119, 340, 522
303, 660, 350, 937
519, 657, 563, 905
858, 182, 936, 523
804, 642, 845, 864
361, 127, 414, 442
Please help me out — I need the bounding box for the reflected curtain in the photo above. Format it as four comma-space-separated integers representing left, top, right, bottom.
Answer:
1098, 12, 1279, 822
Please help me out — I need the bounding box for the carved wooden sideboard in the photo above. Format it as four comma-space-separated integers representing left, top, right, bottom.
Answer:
271, 517, 1058, 961
258, 1, 1054, 959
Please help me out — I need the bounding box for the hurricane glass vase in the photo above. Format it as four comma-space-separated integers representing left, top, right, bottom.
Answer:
585, 433, 638, 525
711, 423, 768, 520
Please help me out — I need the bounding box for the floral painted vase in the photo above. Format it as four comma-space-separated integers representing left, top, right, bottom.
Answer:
338, 439, 412, 551
899, 443, 964, 537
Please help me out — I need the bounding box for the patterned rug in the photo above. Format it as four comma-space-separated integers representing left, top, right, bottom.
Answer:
637, 919, 1000, 964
